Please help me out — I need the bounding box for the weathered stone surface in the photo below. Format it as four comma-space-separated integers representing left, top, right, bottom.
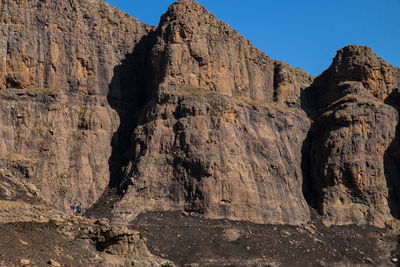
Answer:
0, 0, 152, 94
303, 46, 400, 227
1, 0, 400, 231
306, 82, 398, 227
112, 0, 313, 225
0, 91, 119, 209
0, 196, 174, 267
8, 0, 400, 265
48, 259, 61, 267
304, 45, 400, 117
149, 0, 311, 107
0, 0, 152, 210
114, 88, 311, 225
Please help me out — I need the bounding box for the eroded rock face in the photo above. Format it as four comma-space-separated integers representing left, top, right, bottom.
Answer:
0, 0, 152, 94
304, 45, 400, 117
148, 0, 312, 107
112, 0, 313, 225
114, 89, 311, 224
303, 46, 400, 227
1, 0, 400, 229
0, 91, 119, 209
0, 0, 153, 210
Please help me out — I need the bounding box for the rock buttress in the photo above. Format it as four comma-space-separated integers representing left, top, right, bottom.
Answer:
112, 0, 313, 225
0, 0, 153, 210
303, 45, 400, 227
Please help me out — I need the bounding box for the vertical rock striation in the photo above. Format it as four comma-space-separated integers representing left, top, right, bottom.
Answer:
1, 0, 400, 229
113, 0, 314, 225
148, 0, 311, 106
303, 45, 400, 227
0, 0, 151, 93
0, 0, 153, 210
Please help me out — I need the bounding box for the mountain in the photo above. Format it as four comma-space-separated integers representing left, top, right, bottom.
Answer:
1, 0, 400, 266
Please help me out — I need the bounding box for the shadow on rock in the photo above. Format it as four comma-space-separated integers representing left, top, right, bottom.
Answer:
107, 32, 156, 190
384, 88, 400, 219
301, 128, 318, 210
85, 32, 156, 218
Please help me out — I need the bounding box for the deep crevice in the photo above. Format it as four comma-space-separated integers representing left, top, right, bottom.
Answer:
5, 77, 22, 89
301, 127, 318, 210
384, 88, 400, 219
300, 85, 321, 212
85, 31, 157, 218
272, 63, 280, 102
107, 31, 156, 190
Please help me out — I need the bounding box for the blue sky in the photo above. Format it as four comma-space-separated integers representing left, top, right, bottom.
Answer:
105, 0, 400, 77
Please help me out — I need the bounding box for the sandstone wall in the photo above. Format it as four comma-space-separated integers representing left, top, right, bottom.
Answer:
0, 0, 151, 94
1, 0, 400, 228
303, 46, 400, 227
0, 91, 119, 209
114, 89, 311, 224
148, 0, 311, 107
0, 0, 152, 210
112, 0, 314, 225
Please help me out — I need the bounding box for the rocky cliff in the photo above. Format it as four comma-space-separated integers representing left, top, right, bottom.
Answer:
111, 1, 400, 228
302, 45, 400, 227
0, 0, 152, 209
111, 0, 314, 225
1, 0, 400, 231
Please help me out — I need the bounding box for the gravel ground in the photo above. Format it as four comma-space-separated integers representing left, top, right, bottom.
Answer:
131, 210, 400, 266
0, 221, 99, 267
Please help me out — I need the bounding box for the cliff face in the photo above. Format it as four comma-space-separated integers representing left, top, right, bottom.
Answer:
0, 0, 151, 93
0, 0, 152, 209
303, 46, 400, 227
1, 0, 400, 229
111, 0, 314, 225
148, 0, 311, 106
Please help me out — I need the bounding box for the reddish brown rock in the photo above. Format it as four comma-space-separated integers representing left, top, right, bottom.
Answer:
114, 89, 312, 225
0, 0, 152, 94
0, 0, 152, 210
303, 46, 400, 227
112, 0, 313, 225
1, 0, 400, 231
148, 0, 311, 107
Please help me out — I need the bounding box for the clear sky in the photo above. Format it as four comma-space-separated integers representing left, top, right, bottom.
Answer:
105, 0, 400, 77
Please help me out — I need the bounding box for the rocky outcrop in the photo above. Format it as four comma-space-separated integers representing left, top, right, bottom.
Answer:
112, 0, 313, 225
0, 0, 153, 210
114, 88, 312, 225
303, 46, 400, 227
148, 0, 311, 107
303, 45, 400, 117
0, 196, 173, 266
81, 218, 175, 266
0, 0, 151, 94
1, 0, 400, 230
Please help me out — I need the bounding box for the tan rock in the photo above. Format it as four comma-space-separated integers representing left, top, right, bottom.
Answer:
149, 0, 311, 107
20, 259, 30, 266
1, 0, 400, 232
303, 46, 400, 227
48, 259, 61, 267
0, 0, 152, 211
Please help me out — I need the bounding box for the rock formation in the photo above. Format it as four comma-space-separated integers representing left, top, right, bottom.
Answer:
112, 0, 314, 225
0, 0, 152, 209
0, 0, 399, 231
302, 45, 400, 227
